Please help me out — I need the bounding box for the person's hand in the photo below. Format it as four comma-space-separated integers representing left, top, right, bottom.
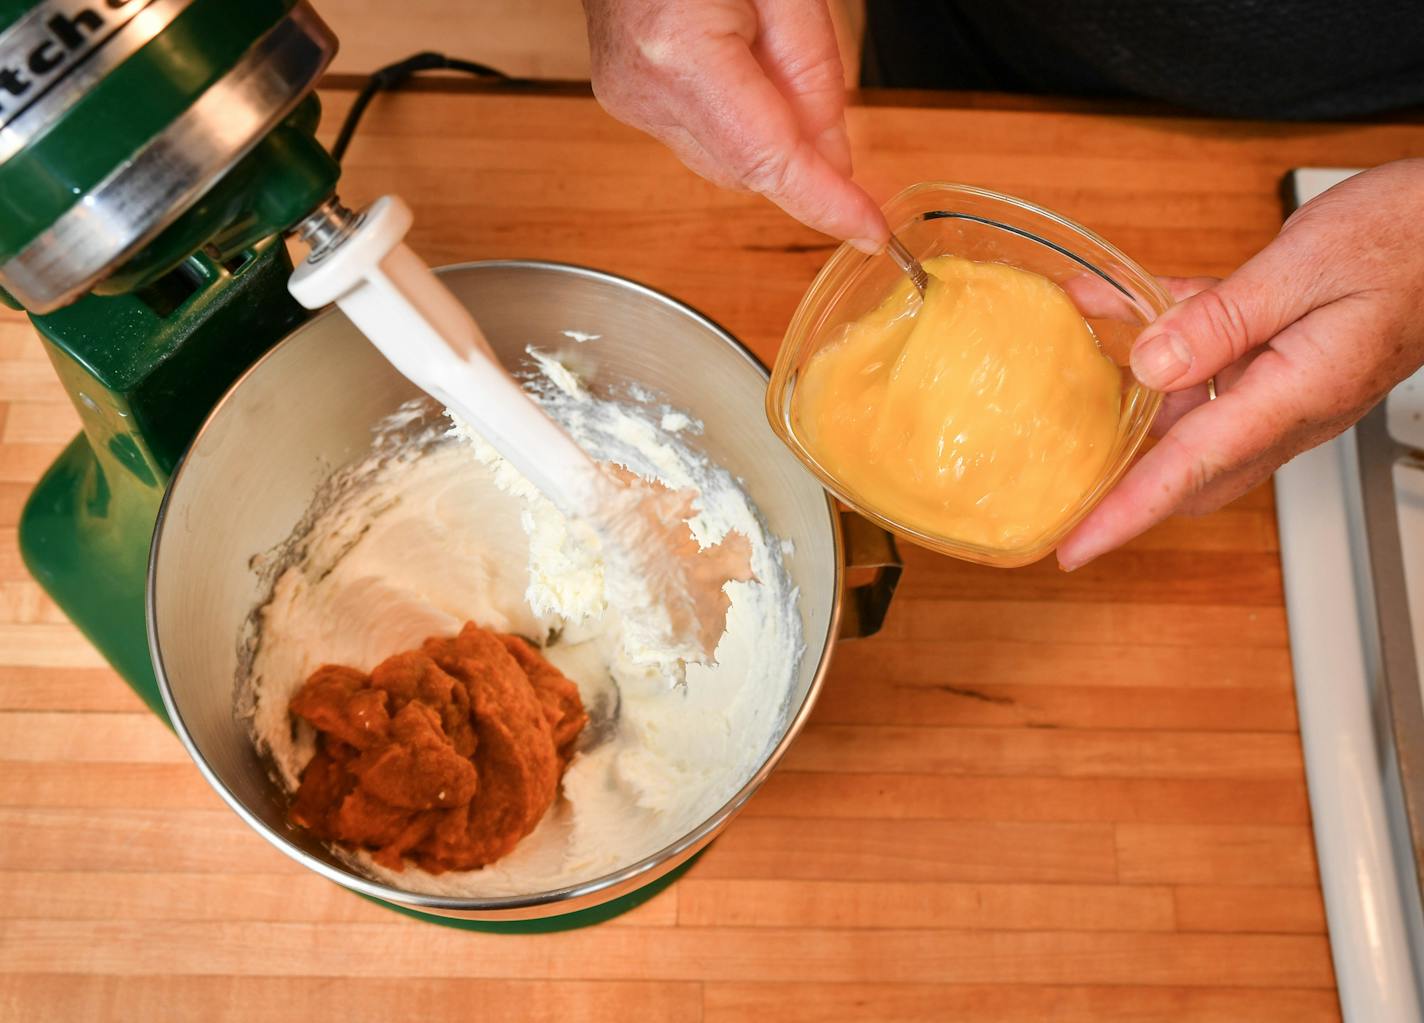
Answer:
582, 0, 888, 251
1059, 158, 1424, 570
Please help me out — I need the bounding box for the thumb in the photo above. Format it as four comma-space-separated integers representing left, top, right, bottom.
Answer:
1130, 240, 1321, 392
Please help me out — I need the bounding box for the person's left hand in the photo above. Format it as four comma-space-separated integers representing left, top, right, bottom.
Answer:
1057, 158, 1424, 570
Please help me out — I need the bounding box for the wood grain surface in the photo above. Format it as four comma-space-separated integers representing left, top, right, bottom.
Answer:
313, 0, 867, 86
3, 82, 1423, 1022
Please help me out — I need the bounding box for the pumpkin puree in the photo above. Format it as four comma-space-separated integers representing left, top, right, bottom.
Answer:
287, 622, 586, 872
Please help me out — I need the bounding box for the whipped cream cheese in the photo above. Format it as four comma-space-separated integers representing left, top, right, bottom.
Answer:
244, 354, 804, 896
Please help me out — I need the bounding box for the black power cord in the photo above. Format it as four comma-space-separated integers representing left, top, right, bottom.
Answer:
331, 52, 518, 163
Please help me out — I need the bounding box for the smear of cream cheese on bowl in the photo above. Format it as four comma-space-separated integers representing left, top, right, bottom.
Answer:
241, 343, 805, 896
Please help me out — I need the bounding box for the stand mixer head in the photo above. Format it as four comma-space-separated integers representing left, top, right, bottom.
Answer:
0, 0, 340, 311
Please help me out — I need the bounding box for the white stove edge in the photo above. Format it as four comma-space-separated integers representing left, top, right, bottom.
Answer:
1277, 431, 1424, 1020
1276, 164, 1424, 1020
1275, 164, 1424, 1020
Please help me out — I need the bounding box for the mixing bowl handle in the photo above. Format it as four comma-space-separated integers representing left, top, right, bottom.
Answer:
838, 511, 902, 640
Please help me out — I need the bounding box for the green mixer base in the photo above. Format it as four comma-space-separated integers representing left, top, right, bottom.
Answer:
20, 434, 166, 717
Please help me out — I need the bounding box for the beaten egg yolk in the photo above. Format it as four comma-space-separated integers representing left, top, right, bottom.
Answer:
792, 255, 1122, 553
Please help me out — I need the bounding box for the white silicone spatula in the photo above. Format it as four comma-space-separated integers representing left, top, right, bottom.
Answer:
287, 195, 749, 666
289, 196, 607, 513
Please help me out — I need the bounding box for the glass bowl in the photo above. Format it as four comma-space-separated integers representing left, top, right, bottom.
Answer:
767, 182, 1172, 568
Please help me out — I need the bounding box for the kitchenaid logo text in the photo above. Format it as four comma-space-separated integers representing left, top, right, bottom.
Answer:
0, 0, 158, 129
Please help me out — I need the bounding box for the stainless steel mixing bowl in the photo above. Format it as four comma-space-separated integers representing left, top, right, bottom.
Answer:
147, 260, 899, 921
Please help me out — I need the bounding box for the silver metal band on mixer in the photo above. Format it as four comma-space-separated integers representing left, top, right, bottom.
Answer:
0, 0, 197, 165
0, 1, 336, 313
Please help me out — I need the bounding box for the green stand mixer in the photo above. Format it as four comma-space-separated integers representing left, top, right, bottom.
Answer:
3, 0, 711, 929
3, 0, 343, 714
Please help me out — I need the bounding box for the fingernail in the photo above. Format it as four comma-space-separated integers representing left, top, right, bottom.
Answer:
849, 237, 881, 255
1131, 331, 1193, 389
1056, 540, 1097, 572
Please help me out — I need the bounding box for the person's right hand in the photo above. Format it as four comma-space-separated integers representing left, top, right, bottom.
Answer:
582, 0, 888, 251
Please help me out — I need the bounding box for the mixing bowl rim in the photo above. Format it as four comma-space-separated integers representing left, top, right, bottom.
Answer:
147, 258, 845, 912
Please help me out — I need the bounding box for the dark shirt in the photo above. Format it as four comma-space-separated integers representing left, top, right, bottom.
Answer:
862, 0, 1424, 119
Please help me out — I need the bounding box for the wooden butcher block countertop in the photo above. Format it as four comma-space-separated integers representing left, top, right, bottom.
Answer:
3, 80, 1423, 1022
